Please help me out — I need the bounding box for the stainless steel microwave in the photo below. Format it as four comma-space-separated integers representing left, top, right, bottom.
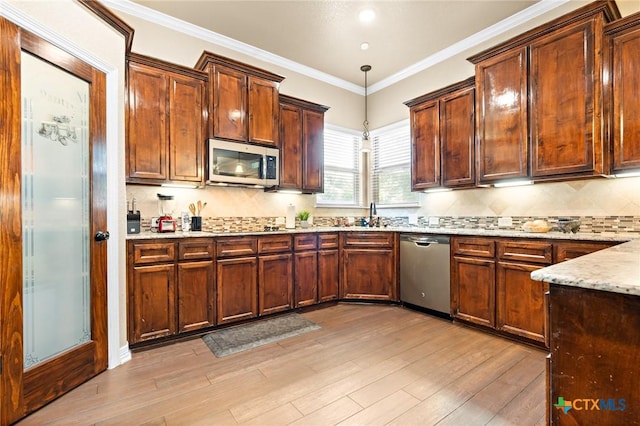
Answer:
207, 139, 279, 187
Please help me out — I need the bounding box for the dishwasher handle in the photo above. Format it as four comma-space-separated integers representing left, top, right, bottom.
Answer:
401, 234, 449, 246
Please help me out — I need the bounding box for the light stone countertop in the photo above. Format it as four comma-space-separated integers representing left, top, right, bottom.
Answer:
126, 226, 639, 242
531, 239, 640, 296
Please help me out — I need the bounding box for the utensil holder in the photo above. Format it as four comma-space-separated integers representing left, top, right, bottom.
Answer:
191, 216, 202, 232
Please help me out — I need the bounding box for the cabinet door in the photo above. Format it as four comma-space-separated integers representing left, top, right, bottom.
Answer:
318, 249, 339, 302
294, 251, 318, 307
302, 109, 324, 193
451, 256, 495, 327
213, 65, 246, 141
248, 76, 279, 146
441, 85, 475, 187
177, 260, 214, 333
216, 257, 257, 324
278, 103, 303, 189
410, 100, 440, 189
530, 18, 603, 177
127, 63, 168, 181
611, 24, 640, 173
259, 253, 293, 315
475, 47, 529, 183
496, 261, 548, 343
130, 264, 176, 343
168, 74, 205, 183
342, 249, 395, 301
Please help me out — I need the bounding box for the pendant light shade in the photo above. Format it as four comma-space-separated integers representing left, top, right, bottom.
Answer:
360, 64, 372, 153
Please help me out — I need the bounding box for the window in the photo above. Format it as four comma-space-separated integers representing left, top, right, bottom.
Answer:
372, 119, 419, 206
316, 124, 361, 207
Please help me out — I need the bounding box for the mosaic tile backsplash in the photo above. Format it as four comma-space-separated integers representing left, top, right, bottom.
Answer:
140, 215, 640, 234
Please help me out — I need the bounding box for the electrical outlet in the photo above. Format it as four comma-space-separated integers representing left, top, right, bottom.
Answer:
429, 216, 439, 226
275, 217, 285, 225
498, 216, 513, 227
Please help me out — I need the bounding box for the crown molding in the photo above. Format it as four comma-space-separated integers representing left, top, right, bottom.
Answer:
101, 0, 569, 95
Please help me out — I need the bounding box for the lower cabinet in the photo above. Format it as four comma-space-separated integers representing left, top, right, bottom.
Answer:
452, 236, 615, 347
318, 233, 340, 302
216, 256, 258, 324
177, 260, 215, 333
294, 234, 318, 307
259, 253, 293, 315
341, 232, 397, 301
127, 238, 214, 344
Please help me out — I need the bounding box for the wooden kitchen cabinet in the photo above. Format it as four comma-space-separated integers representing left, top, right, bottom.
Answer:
451, 246, 496, 328
496, 240, 552, 344
469, 2, 619, 183
529, 18, 606, 178
473, 47, 529, 183
195, 52, 284, 146
341, 232, 397, 301
294, 234, 318, 307
605, 12, 640, 174
405, 77, 475, 190
216, 237, 258, 324
176, 239, 215, 333
554, 240, 616, 263
126, 53, 206, 186
128, 239, 215, 344
258, 235, 293, 315
278, 95, 329, 193
318, 233, 340, 302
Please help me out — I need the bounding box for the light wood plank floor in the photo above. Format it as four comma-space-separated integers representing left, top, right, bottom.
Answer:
18, 304, 546, 425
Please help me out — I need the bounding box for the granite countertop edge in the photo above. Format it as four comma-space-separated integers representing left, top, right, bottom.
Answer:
530, 239, 640, 296
126, 226, 639, 242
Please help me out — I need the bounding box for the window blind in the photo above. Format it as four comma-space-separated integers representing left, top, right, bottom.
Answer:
372, 119, 419, 206
316, 125, 361, 207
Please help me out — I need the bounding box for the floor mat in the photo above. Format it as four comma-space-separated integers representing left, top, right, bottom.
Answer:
202, 313, 320, 357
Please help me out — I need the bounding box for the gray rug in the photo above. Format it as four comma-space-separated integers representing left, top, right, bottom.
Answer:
202, 313, 320, 357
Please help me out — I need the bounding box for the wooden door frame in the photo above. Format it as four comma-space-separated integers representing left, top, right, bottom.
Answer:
0, 18, 108, 425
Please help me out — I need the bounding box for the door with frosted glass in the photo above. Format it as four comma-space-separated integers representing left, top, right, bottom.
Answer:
0, 21, 108, 424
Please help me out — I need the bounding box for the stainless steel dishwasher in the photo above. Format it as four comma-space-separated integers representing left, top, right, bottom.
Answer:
400, 234, 451, 316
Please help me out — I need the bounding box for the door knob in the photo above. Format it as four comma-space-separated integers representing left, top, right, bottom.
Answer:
95, 231, 110, 241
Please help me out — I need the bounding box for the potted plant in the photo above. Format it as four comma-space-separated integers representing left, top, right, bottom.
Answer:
297, 210, 310, 228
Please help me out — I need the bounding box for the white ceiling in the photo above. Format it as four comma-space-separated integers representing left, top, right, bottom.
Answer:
109, 0, 640, 93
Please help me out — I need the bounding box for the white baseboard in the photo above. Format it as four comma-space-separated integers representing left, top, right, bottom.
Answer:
110, 344, 132, 369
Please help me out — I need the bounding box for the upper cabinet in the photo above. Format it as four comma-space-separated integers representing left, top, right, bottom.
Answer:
126, 53, 207, 186
195, 52, 284, 147
605, 12, 640, 174
474, 47, 528, 184
278, 95, 329, 193
469, 1, 620, 183
405, 78, 476, 190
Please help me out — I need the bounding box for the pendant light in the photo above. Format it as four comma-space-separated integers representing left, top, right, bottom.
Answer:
360, 64, 372, 153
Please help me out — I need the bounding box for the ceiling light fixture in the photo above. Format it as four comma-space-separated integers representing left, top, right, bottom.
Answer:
360, 42, 369, 51
358, 8, 375, 23
360, 64, 372, 153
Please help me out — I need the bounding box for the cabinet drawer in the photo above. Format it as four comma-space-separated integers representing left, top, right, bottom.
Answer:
132, 242, 176, 264
342, 232, 394, 249
498, 240, 552, 264
318, 233, 339, 249
179, 239, 214, 261
294, 233, 317, 251
258, 234, 292, 254
216, 237, 257, 258
452, 237, 495, 258
554, 241, 615, 263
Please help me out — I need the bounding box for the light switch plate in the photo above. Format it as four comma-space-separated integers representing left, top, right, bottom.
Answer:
428, 216, 439, 226
275, 216, 285, 225
498, 216, 513, 227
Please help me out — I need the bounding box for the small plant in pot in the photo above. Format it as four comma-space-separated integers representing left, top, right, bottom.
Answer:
297, 210, 310, 228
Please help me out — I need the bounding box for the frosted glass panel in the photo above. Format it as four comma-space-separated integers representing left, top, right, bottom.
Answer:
21, 52, 91, 369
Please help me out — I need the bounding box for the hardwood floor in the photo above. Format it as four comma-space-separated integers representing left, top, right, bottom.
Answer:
18, 304, 546, 425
